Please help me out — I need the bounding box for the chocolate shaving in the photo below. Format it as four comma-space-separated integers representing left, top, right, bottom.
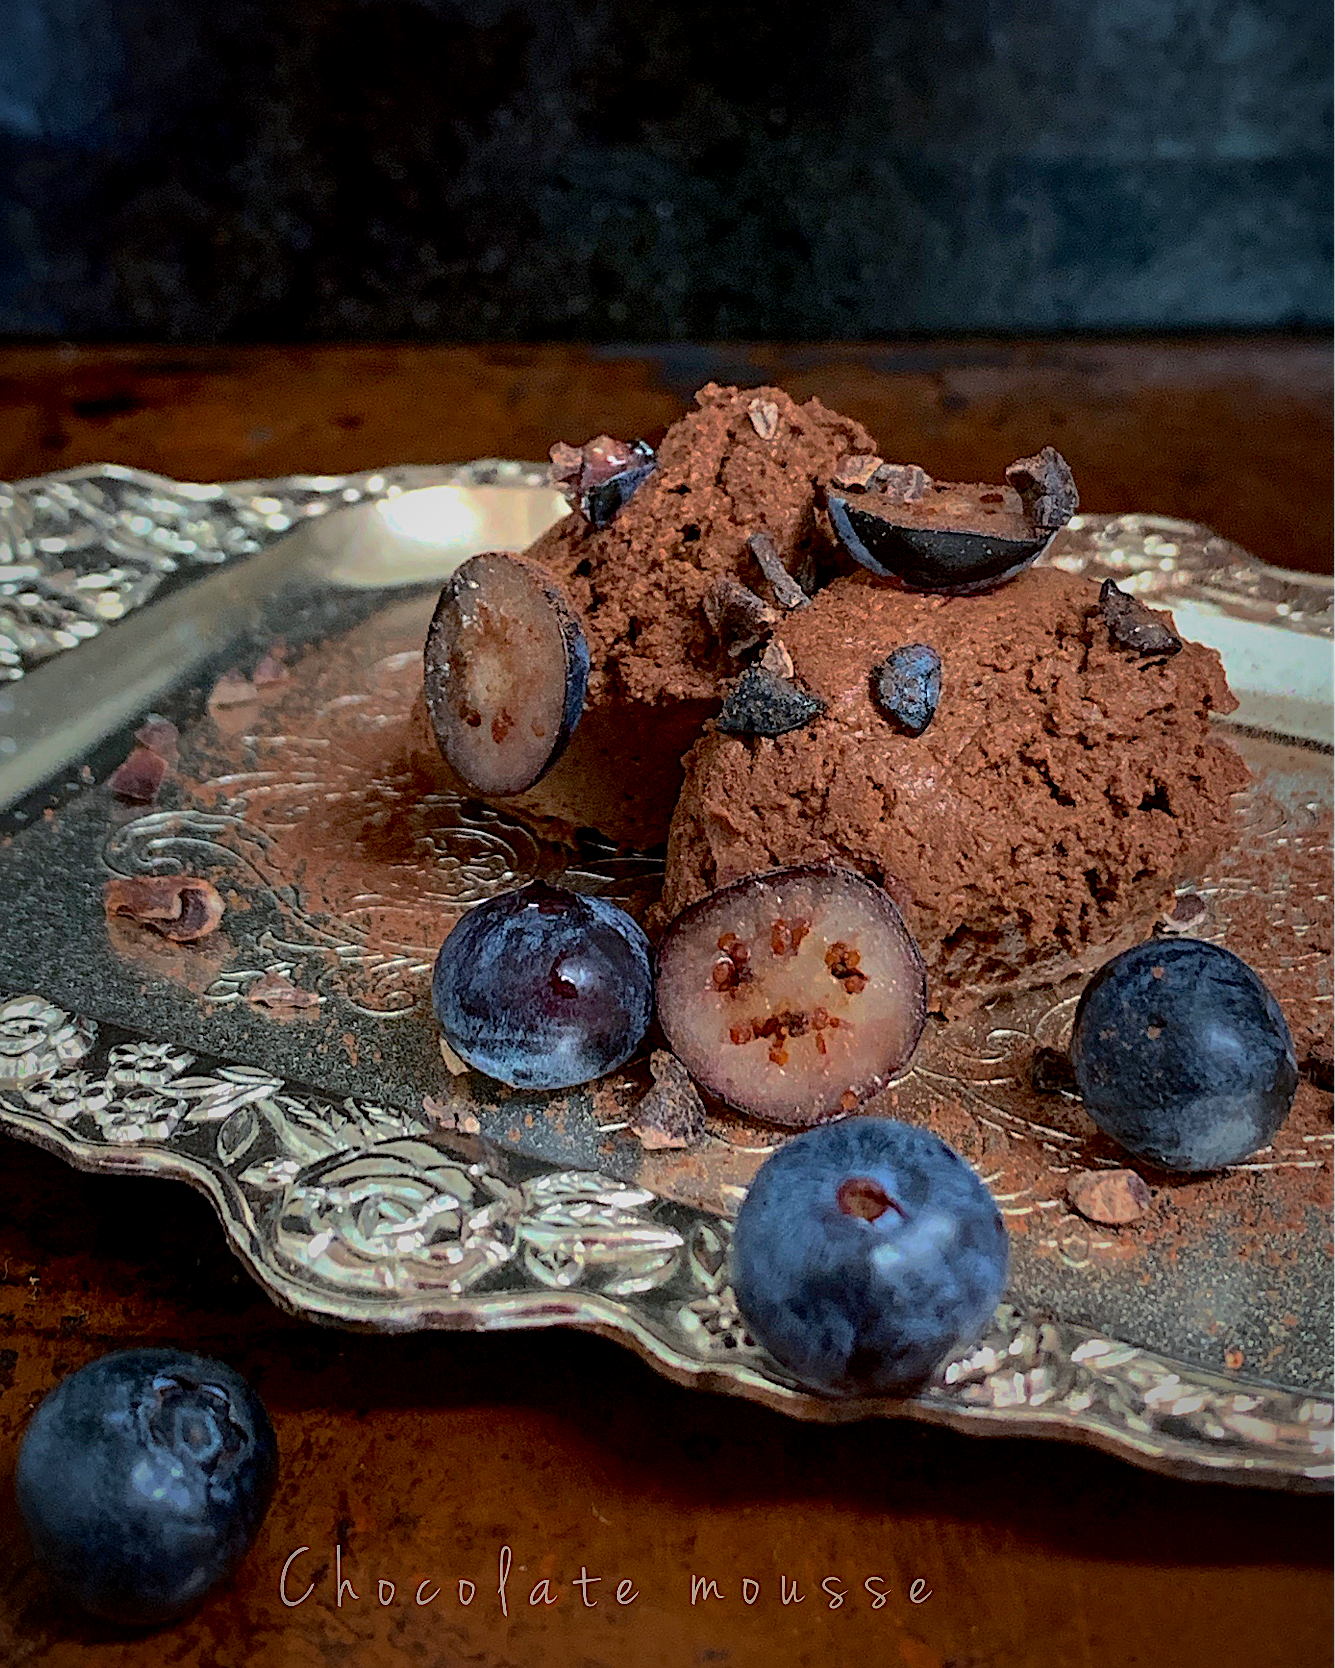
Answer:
1005, 446, 1078, 532
747, 398, 780, 440
715, 665, 825, 738
247, 970, 319, 1011
1067, 1168, 1151, 1226
1029, 1045, 1078, 1095
703, 578, 779, 658
1098, 580, 1183, 657
747, 531, 809, 611
134, 716, 179, 763
870, 462, 931, 501
105, 876, 225, 942
107, 746, 168, 805
631, 1050, 707, 1149
758, 638, 795, 680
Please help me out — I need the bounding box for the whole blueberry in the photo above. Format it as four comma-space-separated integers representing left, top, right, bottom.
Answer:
730, 1117, 1008, 1394
432, 880, 653, 1089
16, 1349, 277, 1627
1070, 938, 1298, 1171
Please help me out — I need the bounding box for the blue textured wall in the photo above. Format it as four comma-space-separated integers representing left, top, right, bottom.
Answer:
1, 0, 1330, 339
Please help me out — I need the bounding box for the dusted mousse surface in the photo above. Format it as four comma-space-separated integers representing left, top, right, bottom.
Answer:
656, 566, 1250, 1009
468, 381, 876, 848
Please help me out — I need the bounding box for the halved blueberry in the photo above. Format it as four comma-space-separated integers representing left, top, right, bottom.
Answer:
423, 552, 590, 796
655, 865, 927, 1126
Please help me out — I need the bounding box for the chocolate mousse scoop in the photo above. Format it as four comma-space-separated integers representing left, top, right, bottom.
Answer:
657, 565, 1250, 1013
822, 447, 1078, 594
415, 383, 876, 850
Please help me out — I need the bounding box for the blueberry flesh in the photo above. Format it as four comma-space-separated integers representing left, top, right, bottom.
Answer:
826, 493, 1052, 594
655, 865, 927, 1127
1070, 938, 1299, 1171
16, 1349, 277, 1627
731, 1117, 1008, 1394
870, 644, 942, 735
433, 881, 653, 1089
424, 552, 590, 796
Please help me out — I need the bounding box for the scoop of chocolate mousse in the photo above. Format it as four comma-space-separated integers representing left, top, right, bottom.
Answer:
656, 565, 1250, 1012
435, 383, 875, 850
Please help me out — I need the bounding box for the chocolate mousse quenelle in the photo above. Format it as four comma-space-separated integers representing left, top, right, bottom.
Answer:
420, 381, 1250, 1035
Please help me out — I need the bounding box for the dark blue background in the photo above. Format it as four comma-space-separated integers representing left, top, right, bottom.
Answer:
1, 0, 1330, 340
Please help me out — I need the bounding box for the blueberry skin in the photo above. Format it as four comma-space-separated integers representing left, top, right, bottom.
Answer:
16, 1349, 277, 1627
432, 881, 654, 1089
731, 1118, 1008, 1395
870, 643, 943, 736
1070, 938, 1298, 1171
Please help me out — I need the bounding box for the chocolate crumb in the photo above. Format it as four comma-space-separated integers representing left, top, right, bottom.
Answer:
1154, 890, 1208, 935
831, 453, 885, 490
715, 665, 825, 738
108, 746, 168, 804
104, 876, 225, 942
208, 669, 264, 713
1098, 579, 1184, 657
1029, 1045, 1079, 1095
747, 531, 809, 610
423, 1093, 481, 1135
1005, 446, 1079, 531
631, 1050, 707, 1149
869, 462, 931, 501
1299, 1042, 1333, 1093
747, 398, 780, 440
1068, 1168, 1151, 1225
703, 578, 779, 657
247, 970, 319, 1011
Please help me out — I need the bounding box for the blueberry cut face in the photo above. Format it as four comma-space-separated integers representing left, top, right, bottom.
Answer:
1070, 938, 1299, 1172
731, 1117, 1009, 1394
870, 644, 942, 735
15, 1349, 277, 1627
432, 881, 654, 1089
424, 553, 590, 796
655, 865, 927, 1126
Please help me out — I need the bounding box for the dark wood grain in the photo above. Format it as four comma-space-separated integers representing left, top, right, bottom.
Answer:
0, 339, 1330, 573
0, 341, 1330, 1668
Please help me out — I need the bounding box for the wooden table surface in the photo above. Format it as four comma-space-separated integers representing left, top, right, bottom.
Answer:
0, 340, 1330, 1668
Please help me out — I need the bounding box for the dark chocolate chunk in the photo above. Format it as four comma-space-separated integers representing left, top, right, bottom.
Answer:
870, 644, 943, 736
703, 578, 779, 657
831, 454, 885, 490
108, 746, 168, 804
549, 435, 656, 529
870, 462, 931, 501
631, 1050, 709, 1149
747, 531, 809, 610
1098, 579, 1183, 657
1005, 447, 1079, 532
1029, 1045, 1079, 1095
715, 665, 825, 738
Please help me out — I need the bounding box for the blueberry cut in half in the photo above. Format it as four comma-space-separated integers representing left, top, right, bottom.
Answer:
655, 865, 927, 1126
424, 552, 590, 796
1069, 938, 1299, 1172
433, 880, 653, 1089
826, 492, 1056, 594
731, 1117, 1009, 1394
16, 1349, 278, 1627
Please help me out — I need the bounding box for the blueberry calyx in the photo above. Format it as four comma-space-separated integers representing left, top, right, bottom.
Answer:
836, 1175, 902, 1221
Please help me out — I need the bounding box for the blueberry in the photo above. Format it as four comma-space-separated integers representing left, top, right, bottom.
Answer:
731, 1117, 1008, 1394
423, 552, 589, 796
16, 1349, 277, 1627
1069, 938, 1299, 1171
433, 880, 653, 1089
870, 644, 942, 735
655, 865, 926, 1127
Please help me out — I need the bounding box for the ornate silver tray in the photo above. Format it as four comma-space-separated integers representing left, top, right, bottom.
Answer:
0, 463, 1330, 1493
